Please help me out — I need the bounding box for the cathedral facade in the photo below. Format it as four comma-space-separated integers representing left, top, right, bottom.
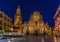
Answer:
27, 11, 45, 34
13, 5, 52, 35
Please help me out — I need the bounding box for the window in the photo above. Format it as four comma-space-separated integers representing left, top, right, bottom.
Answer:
4, 23, 6, 26
0, 26, 2, 30
5, 16, 6, 20
0, 21, 2, 25
8, 19, 9, 21
0, 13, 2, 17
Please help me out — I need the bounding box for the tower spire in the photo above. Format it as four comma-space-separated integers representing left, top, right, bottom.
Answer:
16, 5, 21, 16
18, 5, 20, 8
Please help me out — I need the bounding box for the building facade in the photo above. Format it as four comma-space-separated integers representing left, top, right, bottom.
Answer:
54, 5, 60, 35
0, 11, 12, 31
13, 5, 52, 35
54, 5, 60, 27
27, 11, 45, 34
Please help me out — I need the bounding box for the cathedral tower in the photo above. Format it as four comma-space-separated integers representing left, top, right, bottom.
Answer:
14, 5, 22, 27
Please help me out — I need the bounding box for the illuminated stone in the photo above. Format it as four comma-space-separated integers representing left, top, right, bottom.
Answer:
13, 6, 52, 35
13, 5, 23, 33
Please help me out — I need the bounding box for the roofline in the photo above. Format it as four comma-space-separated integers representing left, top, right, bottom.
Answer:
0, 10, 12, 21
54, 5, 60, 19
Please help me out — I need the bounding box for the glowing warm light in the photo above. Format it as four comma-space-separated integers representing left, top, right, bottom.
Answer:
59, 25, 60, 27
10, 28, 13, 31
13, 5, 52, 35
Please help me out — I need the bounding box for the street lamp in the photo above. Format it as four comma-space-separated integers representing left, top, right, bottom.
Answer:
10, 28, 13, 31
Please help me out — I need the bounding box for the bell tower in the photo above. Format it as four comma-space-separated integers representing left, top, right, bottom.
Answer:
14, 5, 22, 28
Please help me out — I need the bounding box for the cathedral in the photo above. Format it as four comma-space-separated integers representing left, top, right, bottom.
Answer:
13, 5, 52, 35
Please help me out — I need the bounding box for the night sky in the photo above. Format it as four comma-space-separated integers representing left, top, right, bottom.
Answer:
0, 0, 60, 27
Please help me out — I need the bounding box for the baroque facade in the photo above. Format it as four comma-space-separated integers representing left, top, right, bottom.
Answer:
13, 5, 52, 35
27, 11, 45, 34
